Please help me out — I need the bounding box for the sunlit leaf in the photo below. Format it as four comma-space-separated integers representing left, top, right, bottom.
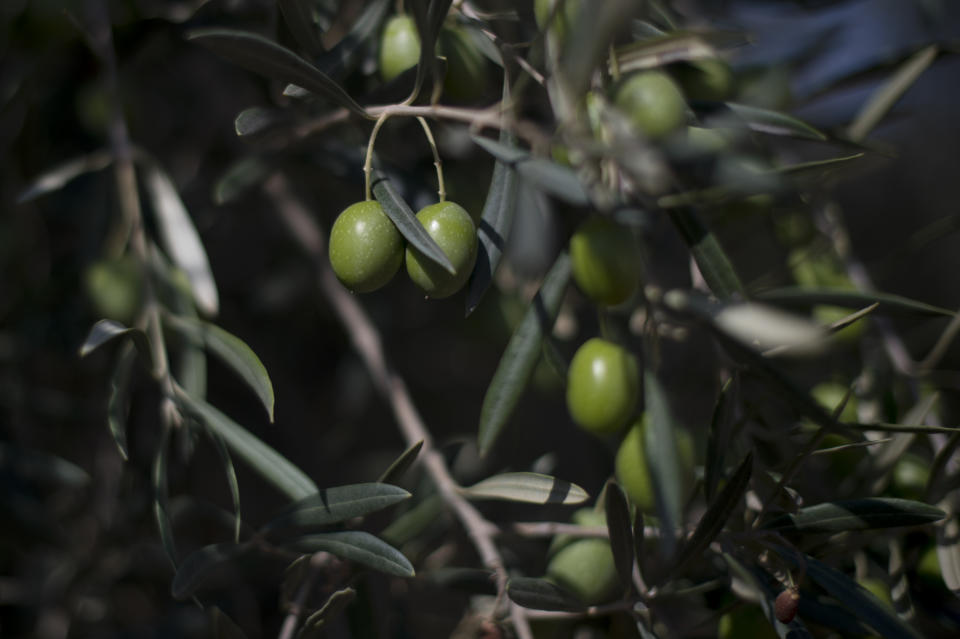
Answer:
848, 46, 938, 142
289, 531, 414, 577
175, 389, 318, 501
378, 441, 423, 484
171, 542, 249, 599
17, 150, 112, 203
610, 32, 718, 73
234, 107, 290, 137
478, 252, 571, 455
372, 172, 455, 274
80, 319, 153, 369
604, 480, 635, 594
261, 483, 411, 534
755, 287, 955, 317
142, 161, 219, 315
164, 314, 275, 421
462, 472, 588, 505
187, 29, 366, 116
507, 577, 586, 612
466, 99, 519, 316
760, 498, 945, 533
714, 303, 827, 355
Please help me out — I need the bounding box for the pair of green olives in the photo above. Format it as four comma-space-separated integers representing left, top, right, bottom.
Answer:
328, 200, 478, 298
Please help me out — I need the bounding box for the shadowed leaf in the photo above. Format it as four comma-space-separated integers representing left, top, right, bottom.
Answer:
644, 370, 684, 555
175, 389, 318, 501
478, 252, 572, 455
378, 441, 424, 484
604, 480, 635, 594
507, 577, 586, 612
172, 542, 249, 599
724, 103, 827, 141
80, 319, 153, 369
211, 606, 248, 639
668, 208, 745, 300
214, 155, 272, 204
261, 483, 411, 534
289, 531, 414, 577
278, 0, 325, 58
471, 136, 588, 205
755, 287, 955, 317
760, 498, 945, 533
462, 472, 588, 505
299, 588, 357, 638
106, 342, 136, 461
164, 314, 275, 421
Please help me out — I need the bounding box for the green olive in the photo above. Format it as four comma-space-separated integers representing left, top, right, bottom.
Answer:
566, 338, 639, 435
545, 508, 619, 605
614, 71, 687, 140
615, 415, 695, 513
84, 255, 143, 323
380, 14, 421, 82
405, 201, 477, 298
328, 201, 404, 293
438, 26, 488, 101
569, 216, 642, 306
674, 58, 734, 102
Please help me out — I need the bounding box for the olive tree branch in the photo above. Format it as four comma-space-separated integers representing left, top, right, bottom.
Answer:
263, 173, 533, 639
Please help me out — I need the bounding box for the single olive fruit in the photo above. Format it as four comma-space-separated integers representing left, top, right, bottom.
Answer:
674, 58, 734, 102
534, 0, 580, 43
405, 201, 478, 298
328, 201, 404, 293
615, 414, 695, 513
84, 255, 143, 323
545, 509, 619, 605
569, 216, 642, 307
438, 26, 488, 101
566, 338, 639, 435
614, 71, 687, 140
380, 14, 421, 82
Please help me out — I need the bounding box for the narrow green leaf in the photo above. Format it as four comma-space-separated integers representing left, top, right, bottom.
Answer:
164, 314, 275, 421
315, 0, 391, 78
378, 441, 423, 484
506, 577, 586, 612
724, 103, 827, 141
633, 509, 645, 582
466, 98, 519, 316
372, 173, 456, 275
80, 319, 153, 369
704, 378, 734, 502
290, 531, 414, 577
205, 429, 242, 543
760, 498, 945, 533
774, 153, 865, 177
610, 32, 719, 74
773, 546, 923, 639
234, 107, 289, 138
471, 135, 588, 205
153, 427, 177, 567
142, 161, 219, 315
299, 588, 357, 638
106, 342, 136, 461
381, 494, 445, 547
669, 453, 752, 580
17, 150, 112, 203
187, 29, 367, 116
214, 155, 272, 205
261, 483, 411, 534
604, 480, 635, 594
848, 45, 938, 142
278, 0, 325, 58
462, 472, 588, 505
714, 302, 826, 355
171, 542, 248, 599
644, 370, 684, 556
668, 208, 745, 300
478, 252, 572, 455
175, 389, 318, 501
755, 287, 955, 317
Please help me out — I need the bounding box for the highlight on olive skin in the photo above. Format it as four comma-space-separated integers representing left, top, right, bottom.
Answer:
566, 337, 639, 435
614, 70, 688, 140
328, 201, 404, 293
405, 201, 478, 299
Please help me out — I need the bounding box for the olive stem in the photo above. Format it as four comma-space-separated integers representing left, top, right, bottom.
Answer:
416, 116, 446, 201
265, 173, 534, 639
364, 111, 392, 202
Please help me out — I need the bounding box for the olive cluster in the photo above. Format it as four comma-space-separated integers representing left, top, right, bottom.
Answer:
328, 200, 478, 299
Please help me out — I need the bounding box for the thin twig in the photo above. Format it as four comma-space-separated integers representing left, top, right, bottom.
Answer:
263, 173, 534, 639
